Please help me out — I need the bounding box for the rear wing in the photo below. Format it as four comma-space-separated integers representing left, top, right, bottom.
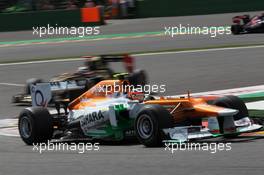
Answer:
102, 55, 130, 62
83, 54, 130, 61
30, 81, 85, 107
232, 15, 250, 24
83, 54, 134, 73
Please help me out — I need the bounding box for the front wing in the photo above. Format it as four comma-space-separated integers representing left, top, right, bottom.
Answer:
163, 117, 263, 143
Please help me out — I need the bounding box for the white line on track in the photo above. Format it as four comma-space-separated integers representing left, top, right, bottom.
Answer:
0, 58, 84, 66
0, 83, 24, 87
0, 119, 17, 128
177, 84, 264, 97
0, 44, 263, 67
0, 119, 19, 137
0, 129, 19, 137
246, 100, 264, 110
135, 45, 264, 57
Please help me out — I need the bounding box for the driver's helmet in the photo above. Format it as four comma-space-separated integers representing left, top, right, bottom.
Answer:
84, 59, 97, 71
77, 66, 89, 73
128, 91, 145, 102
84, 57, 107, 71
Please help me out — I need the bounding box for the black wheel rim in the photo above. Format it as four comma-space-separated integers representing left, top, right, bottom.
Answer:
20, 116, 32, 139
137, 114, 154, 139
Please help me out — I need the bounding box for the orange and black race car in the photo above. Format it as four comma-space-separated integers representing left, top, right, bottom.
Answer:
18, 80, 262, 147
12, 54, 147, 105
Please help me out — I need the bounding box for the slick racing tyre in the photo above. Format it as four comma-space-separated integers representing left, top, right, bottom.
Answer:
129, 69, 148, 86
213, 95, 249, 138
135, 104, 173, 147
25, 78, 43, 95
231, 25, 242, 35
213, 95, 248, 121
18, 107, 53, 145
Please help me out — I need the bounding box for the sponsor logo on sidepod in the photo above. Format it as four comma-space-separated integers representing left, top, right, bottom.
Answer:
80, 110, 105, 129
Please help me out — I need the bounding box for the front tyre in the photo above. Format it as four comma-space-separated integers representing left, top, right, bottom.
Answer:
231, 25, 242, 35
18, 107, 53, 145
213, 95, 248, 121
134, 105, 173, 147
213, 95, 248, 138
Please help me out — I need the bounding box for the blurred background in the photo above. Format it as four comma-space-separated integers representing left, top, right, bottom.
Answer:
0, 0, 136, 18
0, 0, 264, 32
0, 0, 134, 12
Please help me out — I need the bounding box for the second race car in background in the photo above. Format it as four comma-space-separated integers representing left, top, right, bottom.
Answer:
231, 13, 264, 34
12, 54, 147, 106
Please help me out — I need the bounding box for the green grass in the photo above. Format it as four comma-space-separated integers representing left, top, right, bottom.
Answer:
241, 96, 264, 103
0, 31, 163, 45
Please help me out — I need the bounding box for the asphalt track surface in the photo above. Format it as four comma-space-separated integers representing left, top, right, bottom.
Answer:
1, 12, 264, 175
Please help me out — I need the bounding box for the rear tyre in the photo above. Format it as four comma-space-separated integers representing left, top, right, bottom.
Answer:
231, 25, 242, 35
18, 107, 53, 145
213, 95, 248, 138
134, 105, 173, 147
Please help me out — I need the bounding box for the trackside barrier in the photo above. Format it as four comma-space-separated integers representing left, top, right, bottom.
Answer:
136, 0, 264, 18
0, 9, 105, 32
81, 6, 105, 25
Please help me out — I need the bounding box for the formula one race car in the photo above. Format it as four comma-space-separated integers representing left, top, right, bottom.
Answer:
231, 13, 264, 34
18, 80, 262, 147
12, 54, 147, 105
